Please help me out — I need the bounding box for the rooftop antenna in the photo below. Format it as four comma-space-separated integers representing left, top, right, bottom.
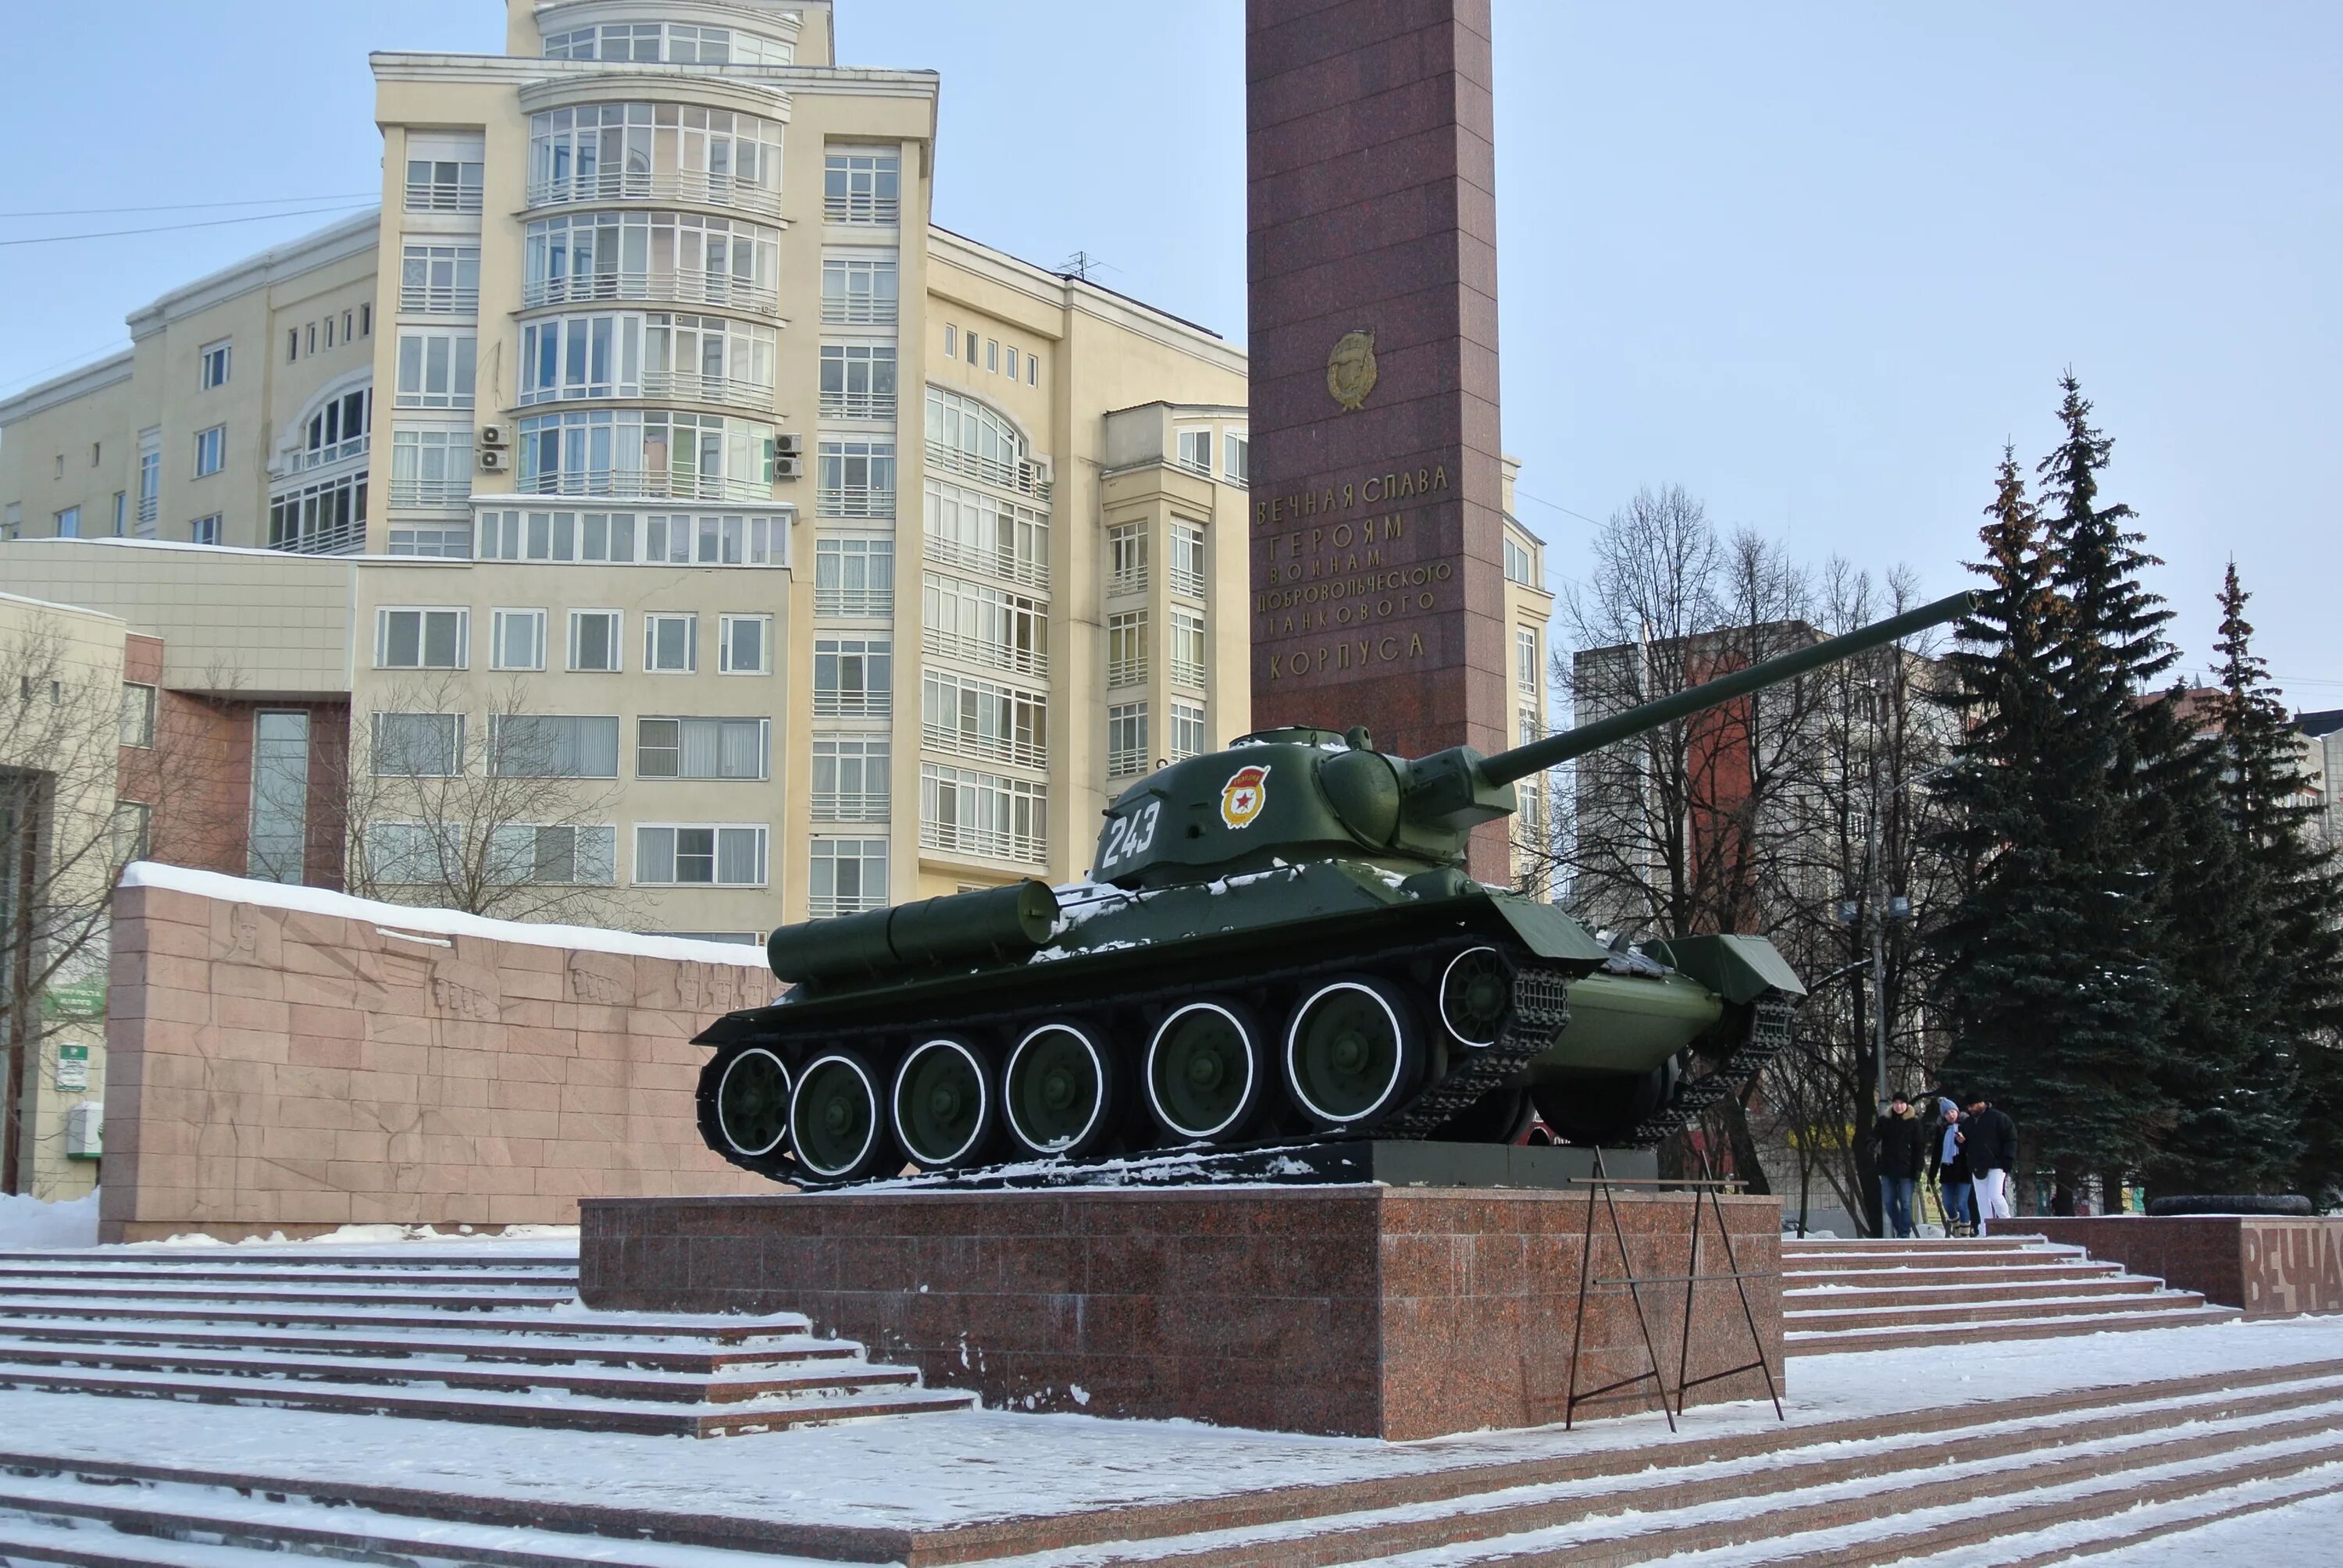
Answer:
1057, 251, 1115, 283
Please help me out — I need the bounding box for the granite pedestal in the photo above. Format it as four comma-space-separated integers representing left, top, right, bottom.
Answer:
2025, 1216, 2343, 1317
580, 1182, 1782, 1439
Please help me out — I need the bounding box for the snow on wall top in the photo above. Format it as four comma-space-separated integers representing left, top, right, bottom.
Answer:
119, 862, 775, 969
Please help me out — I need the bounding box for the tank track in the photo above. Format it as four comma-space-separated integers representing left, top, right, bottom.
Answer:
1381, 961, 1573, 1136
1628, 992, 1795, 1145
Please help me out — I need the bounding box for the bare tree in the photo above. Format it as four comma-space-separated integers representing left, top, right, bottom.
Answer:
337, 677, 630, 926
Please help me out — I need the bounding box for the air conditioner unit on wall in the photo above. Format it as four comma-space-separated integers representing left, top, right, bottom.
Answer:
478, 449, 506, 472
776, 432, 804, 456
477, 423, 507, 447
775, 454, 803, 479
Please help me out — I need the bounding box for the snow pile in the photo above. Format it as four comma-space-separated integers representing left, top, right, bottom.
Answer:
121, 862, 772, 968
0, 1191, 100, 1249
155, 1222, 580, 1248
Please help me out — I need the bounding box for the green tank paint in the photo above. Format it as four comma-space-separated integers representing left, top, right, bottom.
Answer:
692, 591, 1973, 1186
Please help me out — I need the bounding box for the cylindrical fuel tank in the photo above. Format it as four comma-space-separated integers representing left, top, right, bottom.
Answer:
766, 879, 1060, 988
1530, 970, 1726, 1078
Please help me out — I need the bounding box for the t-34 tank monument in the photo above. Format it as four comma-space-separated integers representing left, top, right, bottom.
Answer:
693, 591, 1972, 1187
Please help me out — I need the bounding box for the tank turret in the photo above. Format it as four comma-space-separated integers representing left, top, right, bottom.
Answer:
694, 592, 1970, 1185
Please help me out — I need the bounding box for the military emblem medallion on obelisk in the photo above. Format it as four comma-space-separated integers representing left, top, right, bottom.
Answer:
1325, 329, 1377, 412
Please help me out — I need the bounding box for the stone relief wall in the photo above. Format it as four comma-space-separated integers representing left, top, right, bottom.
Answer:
102, 872, 776, 1242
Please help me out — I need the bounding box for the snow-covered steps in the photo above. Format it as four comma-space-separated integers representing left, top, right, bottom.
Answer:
1783, 1235, 2240, 1354
0, 1357, 2339, 1567
0, 1245, 972, 1438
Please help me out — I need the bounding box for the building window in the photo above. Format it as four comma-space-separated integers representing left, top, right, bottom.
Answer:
308, 325, 317, 356
1504, 533, 1539, 587
1517, 626, 1539, 694
1170, 611, 1206, 689
1171, 700, 1206, 761
1170, 521, 1206, 599
817, 438, 895, 517
477, 508, 783, 566
1107, 611, 1148, 689
362, 303, 372, 336
296, 389, 371, 470
1028, 351, 1039, 387
490, 608, 547, 672
1107, 522, 1149, 596
324, 318, 335, 350
489, 824, 616, 886
401, 242, 481, 312
519, 311, 779, 408
1175, 428, 1213, 476
1223, 431, 1249, 486
808, 837, 889, 917
248, 711, 312, 884
110, 492, 126, 535
1519, 704, 1542, 747
52, 507, 80, 539
821, 255, 899, 326
516, 408, 776, 501
119, 683, 157, 748
965, 326, 979, 365
367, 822, 463, 886
569, 610, 621, 672
644, 612, 697, 673
924, 386, 1043, 496
924, 573, 1047, 678
490, 715, 619, 778
523, 210, 782, 314
922, 670, 1046, 768
387, 525, 469, 557
373, 712, 465, 777
925, 478, 1047, 589
815, 536, 893, 615
376, 608, 469, 670
190, 514, 221, 545
1004, 346, 1018, 381
269, 472, 366, 554
819, 342, 897, 420
529, 105, 781, 212
135, 436, 160, 531
405, 145, 485, 214
943, 324, 957, 358
718, 614, 770, 675
1107, 703, 1150, 778
637, 717, 769, 780
985, 339, 998, 373
198, 340, 231, 390
811, 737, 890, 821
814, 636, 891, 718
823, 153, 900, 224
193, 426, 226, 477
920, 764, 1046, 864
1, 503, 17, 542
545, 20, 791, 66
389, 428, 469, 508
114, 800, 153, 863
394, 330, 476, 408
635, 824, 767, 886
344, 310, 355, 341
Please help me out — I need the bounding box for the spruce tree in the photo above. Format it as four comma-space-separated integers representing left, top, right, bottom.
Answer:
2028, 371, 2183, 1199
2209, 565, 2343, 1199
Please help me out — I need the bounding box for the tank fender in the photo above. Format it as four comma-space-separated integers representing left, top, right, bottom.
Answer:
1492, 900, 1614, 965
1638, 932, 1807, 1004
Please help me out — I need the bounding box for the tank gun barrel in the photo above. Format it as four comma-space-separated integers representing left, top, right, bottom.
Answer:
1478, 590, 1974, 788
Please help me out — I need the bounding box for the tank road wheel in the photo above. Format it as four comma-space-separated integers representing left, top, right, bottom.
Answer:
1003, 1023, 1114, 1158
892, 1038, 994, 1170
789, 1053, 895, 1182
1145, 1001, 1267, 1143
712, 1047, 793, 1160
1438, 946, 1515, 1049
1283, 977, 1425, 1131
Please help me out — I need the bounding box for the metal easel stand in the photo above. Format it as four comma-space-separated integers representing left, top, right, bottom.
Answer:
1562, 1144, 1786, 1432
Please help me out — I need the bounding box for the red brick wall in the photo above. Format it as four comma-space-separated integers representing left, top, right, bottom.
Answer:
103, 876, 775, 1242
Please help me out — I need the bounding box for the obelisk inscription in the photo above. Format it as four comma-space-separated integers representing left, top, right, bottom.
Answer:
1246, 0, 1508, 871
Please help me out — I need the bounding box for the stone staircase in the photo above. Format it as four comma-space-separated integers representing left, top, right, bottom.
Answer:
0, 1358, 2334, 1566
0, 1244, 971, 1437
1782, 1235, 2241, 1355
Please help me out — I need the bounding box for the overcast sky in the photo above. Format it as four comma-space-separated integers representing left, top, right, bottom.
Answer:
3, 2, 2334, 703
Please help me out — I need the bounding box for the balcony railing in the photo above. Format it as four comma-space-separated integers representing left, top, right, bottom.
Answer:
526, 169, 783, 219
925, 627, 1047, 679
806, 892, 888, 919
922, 722, 1045, 772
135, 496, 159, 528
1169, 565, 1205, 599
921, 818, 1045, 867
923, 533, 1049, 593
817, 483, 894, 519
270, 520, 366, 557
293, 437, 369, 473
819, 389, 896, 422
812, 690, 890, 719
401, 283, 479, 315
388, 474, 472, 510
811, 792, 890, 823
1171, 657, 1205, 690
821, 294, 898, 326
815, 584, 893, 617
1109, 566, 1147, 598
825, 192, 900, 225
405, 179, 483, 216
517, 469, 772, 503
522, 269, 781, 317
1108, 747, 1148, 779
1107, 655, 1147, 690
925, 440, 1051, 502
639, 370, 776, 413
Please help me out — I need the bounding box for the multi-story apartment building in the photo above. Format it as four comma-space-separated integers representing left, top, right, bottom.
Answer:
1, 0, 1258, 939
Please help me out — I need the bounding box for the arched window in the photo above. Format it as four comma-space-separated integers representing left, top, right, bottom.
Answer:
924, 386, 1045, 497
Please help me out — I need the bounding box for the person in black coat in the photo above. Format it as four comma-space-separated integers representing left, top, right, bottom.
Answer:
1964, 1096, 2019, 1235
1870, 1094, 1925, 1238
1930, 1097, 1974, 1236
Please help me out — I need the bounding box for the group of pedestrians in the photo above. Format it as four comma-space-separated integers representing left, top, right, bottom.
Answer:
1870, 1092, 2018, 1238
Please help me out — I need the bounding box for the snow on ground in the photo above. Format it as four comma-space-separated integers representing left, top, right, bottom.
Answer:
2083, 1484, 2343, 1563
144, 1222, 580, 1249
0, 1191, 98, 1249
1, 1309, 2338, 1533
